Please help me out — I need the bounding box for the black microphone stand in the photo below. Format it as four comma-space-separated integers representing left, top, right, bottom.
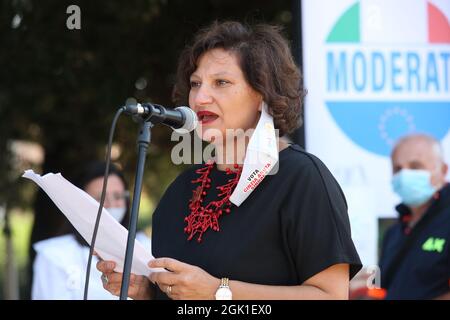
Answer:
119, 117, 153, 300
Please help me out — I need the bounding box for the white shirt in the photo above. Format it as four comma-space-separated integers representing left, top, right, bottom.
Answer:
32, 232, 152, 300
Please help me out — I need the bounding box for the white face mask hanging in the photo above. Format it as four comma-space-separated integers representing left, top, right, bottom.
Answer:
229, 101, 279, 207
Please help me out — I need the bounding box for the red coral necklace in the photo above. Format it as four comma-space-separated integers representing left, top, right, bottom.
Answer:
184, 161, 242, 242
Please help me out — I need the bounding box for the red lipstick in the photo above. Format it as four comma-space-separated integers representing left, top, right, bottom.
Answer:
196, 111, 219, 124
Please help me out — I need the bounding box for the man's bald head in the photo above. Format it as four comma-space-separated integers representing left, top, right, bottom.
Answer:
391, 133, 448, 189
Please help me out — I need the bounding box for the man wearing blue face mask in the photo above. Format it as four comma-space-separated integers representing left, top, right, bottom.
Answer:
379, 134, 450, 300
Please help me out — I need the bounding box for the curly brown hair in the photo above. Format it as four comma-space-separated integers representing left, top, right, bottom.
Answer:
172, 21, 306, 136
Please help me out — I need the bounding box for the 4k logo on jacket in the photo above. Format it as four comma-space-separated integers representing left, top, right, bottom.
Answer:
422, 237, 446, 253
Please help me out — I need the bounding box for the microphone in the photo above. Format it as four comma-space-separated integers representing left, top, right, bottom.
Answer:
124, 103, 198, 133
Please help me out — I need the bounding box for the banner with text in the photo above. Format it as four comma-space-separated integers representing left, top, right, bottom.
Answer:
302, 0, 450, 266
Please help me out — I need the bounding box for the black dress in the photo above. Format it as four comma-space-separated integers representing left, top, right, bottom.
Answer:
152, 144, 362, 299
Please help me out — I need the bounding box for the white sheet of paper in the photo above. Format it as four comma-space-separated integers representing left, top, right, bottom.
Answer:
22, 169, 164, 277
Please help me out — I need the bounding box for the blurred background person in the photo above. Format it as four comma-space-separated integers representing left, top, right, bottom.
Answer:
379, 134, 449, 299
31, 161, 151, 299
